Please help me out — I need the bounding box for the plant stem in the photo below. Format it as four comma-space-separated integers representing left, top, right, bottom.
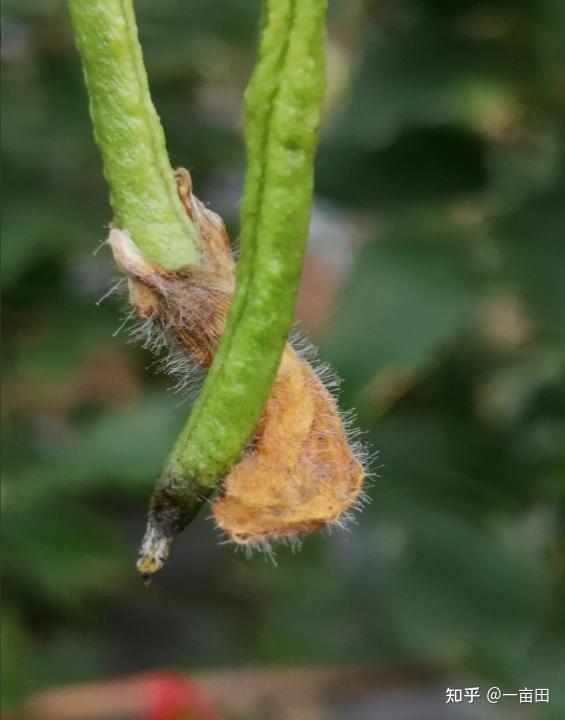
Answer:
145, 0, 328, 548
67, 0, 200, 269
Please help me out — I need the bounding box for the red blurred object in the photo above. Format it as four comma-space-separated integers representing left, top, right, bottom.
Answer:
15, 664, 440, 719
141, 672, 221, 720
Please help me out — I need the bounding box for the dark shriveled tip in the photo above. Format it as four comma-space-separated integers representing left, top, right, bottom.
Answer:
136, 518, 174, 579
136, 478, 209, 579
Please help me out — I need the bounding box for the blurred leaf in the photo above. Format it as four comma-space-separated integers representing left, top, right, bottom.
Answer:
4, 495, 126, 605
318, 126, 488, 211
328, 24, 517, 146
323, 220, 484, 391
496, 163, 565, 342
1, 608, 41, 706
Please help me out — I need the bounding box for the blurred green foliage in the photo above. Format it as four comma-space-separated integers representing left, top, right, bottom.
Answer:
2, 0, 564, 717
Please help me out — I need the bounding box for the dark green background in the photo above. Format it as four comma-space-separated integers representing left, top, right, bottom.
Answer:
2, 0, 564, 717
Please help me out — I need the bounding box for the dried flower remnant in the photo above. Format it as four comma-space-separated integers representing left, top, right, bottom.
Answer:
213, 345, 365, 546
108, 170, 366, 564
109, 170, 235, 371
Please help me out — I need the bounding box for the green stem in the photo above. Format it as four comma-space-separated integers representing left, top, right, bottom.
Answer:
143, 0, 328, 560
67, 0, 200, 269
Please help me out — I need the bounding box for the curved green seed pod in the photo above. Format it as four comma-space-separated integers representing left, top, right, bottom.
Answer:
67, 0, 200, 269
140, 0, 328, 574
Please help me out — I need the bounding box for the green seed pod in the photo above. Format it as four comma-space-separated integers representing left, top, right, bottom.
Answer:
67, 0, 200, 268
138, 0, 330, 575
